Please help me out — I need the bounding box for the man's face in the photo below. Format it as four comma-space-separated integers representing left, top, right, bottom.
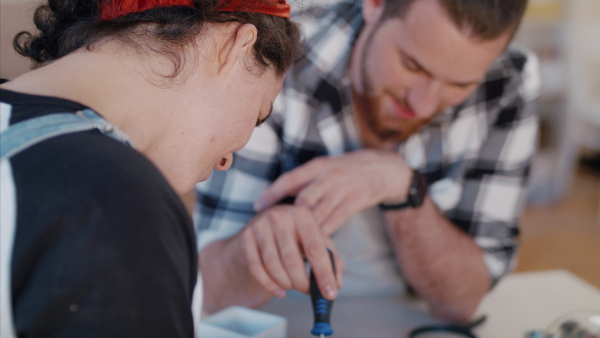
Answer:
350, 0, 511, 148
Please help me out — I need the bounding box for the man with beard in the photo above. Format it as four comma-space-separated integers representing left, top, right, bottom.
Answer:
195, 0, 540, 322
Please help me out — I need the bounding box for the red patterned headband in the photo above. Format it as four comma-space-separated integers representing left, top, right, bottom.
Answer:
100, 0, 291, 21
218, 0, 290, 18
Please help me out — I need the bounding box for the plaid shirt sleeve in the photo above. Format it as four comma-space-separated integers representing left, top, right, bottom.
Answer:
430, 47, 541, 286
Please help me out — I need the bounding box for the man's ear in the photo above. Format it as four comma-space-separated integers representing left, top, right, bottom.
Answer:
218, 23, 258, 77
363, 0, 385, 24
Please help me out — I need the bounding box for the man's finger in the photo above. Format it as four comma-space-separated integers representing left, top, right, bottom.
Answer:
319, 192, 370, 235
254, 157, 327, 211
316, 176, 382, 235
307, 180, 347, 228
294, 180, 325, 209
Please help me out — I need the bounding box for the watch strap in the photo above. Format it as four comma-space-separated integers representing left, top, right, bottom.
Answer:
379, 170, 427, 211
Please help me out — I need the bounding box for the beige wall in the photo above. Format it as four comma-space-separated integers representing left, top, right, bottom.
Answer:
0, 0, 38, 79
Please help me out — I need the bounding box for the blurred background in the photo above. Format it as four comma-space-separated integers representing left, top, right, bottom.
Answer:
508, 0, 600, 289
1, 0, 599, 287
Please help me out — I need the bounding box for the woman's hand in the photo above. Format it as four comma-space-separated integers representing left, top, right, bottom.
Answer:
240, 204, 344, 300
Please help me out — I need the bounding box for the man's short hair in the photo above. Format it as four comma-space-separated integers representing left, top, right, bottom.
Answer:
382, 0, 529, 40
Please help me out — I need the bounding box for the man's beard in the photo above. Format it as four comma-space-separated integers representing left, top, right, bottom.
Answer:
352, 63, 433, 145
352, 85, 404, 143
351, 22, 438, 147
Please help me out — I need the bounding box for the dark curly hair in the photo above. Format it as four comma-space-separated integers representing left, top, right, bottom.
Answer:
13, 0, 301, 78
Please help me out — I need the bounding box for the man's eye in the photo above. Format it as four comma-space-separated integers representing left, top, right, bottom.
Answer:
402, 58, 419, 72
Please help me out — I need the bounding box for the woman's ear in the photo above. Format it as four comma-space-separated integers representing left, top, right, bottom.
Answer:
218, 23, 258, 77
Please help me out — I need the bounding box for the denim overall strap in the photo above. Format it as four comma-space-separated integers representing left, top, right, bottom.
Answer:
0, 108, 132, 338
0, 109, 132, 159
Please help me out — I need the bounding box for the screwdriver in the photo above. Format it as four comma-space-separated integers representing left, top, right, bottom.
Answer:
309, 248, 336, 338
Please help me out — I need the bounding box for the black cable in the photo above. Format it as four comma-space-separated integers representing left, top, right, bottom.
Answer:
407, 315, 487, 338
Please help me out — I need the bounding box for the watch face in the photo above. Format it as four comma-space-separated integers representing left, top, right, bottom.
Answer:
379, 170, 427, 211
409, 171, 427, 208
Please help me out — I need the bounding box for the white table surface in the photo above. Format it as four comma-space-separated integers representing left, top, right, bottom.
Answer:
259, 269, 600, 338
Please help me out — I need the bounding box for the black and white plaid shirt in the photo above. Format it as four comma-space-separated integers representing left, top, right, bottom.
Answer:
195, 1, 541, 287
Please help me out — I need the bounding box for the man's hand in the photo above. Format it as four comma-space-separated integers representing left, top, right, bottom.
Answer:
254, 149, 413, 235
240, 204, 344, 300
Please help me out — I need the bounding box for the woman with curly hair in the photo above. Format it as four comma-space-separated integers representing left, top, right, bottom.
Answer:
0, 0, 300, 336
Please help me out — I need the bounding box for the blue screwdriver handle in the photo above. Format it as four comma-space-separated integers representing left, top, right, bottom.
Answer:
310, 249, 336, 337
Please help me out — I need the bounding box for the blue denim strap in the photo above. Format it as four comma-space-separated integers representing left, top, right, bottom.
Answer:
0, 109, 131, 159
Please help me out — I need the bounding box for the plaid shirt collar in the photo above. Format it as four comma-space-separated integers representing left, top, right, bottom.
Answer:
290, 2, 463, 147
290, 3, 363, 124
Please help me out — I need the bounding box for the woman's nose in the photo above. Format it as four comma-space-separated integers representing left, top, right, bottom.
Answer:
214, 153, 233, 171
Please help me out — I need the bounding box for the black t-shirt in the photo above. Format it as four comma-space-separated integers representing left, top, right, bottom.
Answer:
0, 87, 197, 337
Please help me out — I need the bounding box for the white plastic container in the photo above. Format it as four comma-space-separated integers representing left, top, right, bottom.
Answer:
197, 306, 287, 338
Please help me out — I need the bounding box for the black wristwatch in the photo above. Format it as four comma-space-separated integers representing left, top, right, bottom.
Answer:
379, 170, 428, 211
